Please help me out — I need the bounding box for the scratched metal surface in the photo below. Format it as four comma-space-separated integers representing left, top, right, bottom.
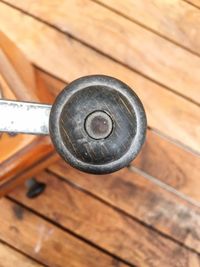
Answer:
0, 100, 51, 135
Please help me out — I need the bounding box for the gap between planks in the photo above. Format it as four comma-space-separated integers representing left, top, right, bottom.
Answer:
1, 0, 200, 107
1, 2, 200, 155
0, 240, 47, 267
46, 167, 200, 255
93, 0, 200, 59
8, 170, 199, 259
5, 196, 134, 267
183, 0, 200, 9
38, 66, 200, 158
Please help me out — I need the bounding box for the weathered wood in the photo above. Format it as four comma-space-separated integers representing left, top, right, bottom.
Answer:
35, 69, 64, 97
37, 69, 200, 203
0, 32, 54, 103
0, 32, 55, 195
97, 0, 200, 55
0, 31, 36, 99
0, 48, 37, 101
9, 171, 200, 267
0, 198, 127, 267
2, 0, 200, 104
0, 242, 44, 267
49, 161, 200, 253
0, 2, 199, 266
0, 139, 57, 197
133, 130, 200, 202
0, 75, 54, 193
1, 5, 199, 154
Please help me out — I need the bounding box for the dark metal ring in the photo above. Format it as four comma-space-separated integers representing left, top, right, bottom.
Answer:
49, 75, 147, 174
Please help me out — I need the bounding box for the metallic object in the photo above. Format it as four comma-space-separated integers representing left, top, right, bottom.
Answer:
0, 75, 147, 174
0, 100, 51, 135
25, 178, 46, 198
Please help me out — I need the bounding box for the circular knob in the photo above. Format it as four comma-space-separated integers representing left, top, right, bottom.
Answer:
49, 75, 147, 174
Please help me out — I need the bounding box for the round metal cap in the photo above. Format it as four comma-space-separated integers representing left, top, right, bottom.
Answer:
49, 75, 147, 174
85, 110, 113, 140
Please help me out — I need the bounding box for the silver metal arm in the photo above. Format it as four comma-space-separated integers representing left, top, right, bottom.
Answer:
0, 100, 51, 135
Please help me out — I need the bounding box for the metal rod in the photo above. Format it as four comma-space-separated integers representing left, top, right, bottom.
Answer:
0, 100, 51, 135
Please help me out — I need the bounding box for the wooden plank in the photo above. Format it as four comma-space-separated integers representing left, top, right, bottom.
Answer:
49, 161, 200, 253
9, 171, 200, 267
0, 137, 56, 196
97, 0, 200, 55
0, 48, 36, 100
0, 32, 54, 103
2, 0, 200, 104
0, 31, 56, 196
0, 152, 58, 198
132, 130, 200, 202
0, 242, 44, 267
0, 198, 128, 267
0, 31, 36, 98
186, 0, 200, 8
1, 4, 199, 153
37, 69, 200, 203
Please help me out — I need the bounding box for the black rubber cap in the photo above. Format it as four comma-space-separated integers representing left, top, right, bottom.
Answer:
49, 75, 147, 174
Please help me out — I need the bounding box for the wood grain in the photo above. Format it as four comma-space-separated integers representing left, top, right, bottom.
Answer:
185, 0, 200, 8
133, 130, 200, 202
97, 0, 200, 55
0, 242, 44, 267
0, 198, 127, 267
0, 138, 56, 197
0, 31, 56, 195
2, 0, 200, 104
0, 91, 54, 195
49, 161, 200, 253
0, 32, 55, 103
9, 171, 200, 267
37, 69, 200, 204
0, 31, 36, 99
1, 4, 199, 154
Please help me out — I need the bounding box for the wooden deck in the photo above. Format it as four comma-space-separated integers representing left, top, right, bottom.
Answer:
0, 0, 200, 266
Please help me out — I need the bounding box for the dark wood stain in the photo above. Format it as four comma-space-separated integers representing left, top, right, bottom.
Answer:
12, 204, 24, 220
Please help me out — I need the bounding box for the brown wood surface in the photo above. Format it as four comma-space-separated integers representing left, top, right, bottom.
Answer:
0, 242, 44, 267
1, 2, 200, 155
0, 140, 57, 197
186, 0, 200, 8
0, 1, 200, 266
0, 32, 55, 194
2, 0, 200, 104
37, 69, 200, 204
0, 198, 127, 267
8, 171, 200, 267
97, 0, 200, 55
0, 31, 36, 100
132, 130, 200, 202
49, 161, 200, 253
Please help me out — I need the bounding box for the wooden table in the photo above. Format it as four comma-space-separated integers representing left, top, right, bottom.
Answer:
0, 1, 200, 266
0, 32, 58, 196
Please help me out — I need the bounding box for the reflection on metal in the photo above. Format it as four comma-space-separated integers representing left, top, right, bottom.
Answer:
0, 100, 51, 135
